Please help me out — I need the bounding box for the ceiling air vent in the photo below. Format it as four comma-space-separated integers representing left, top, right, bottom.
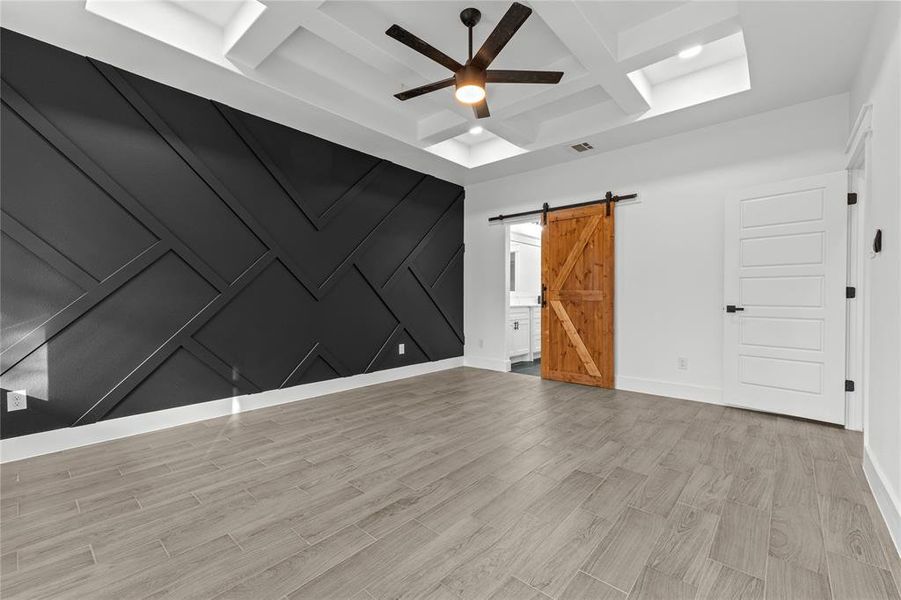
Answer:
570, 142, 594, 153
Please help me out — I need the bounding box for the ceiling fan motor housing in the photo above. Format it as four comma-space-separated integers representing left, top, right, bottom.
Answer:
455, 65, 486, 89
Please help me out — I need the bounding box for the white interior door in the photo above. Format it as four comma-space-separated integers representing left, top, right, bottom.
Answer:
724, 172, 847, 424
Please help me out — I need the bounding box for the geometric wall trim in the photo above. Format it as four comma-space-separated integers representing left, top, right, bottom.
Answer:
0, 29, 463, 439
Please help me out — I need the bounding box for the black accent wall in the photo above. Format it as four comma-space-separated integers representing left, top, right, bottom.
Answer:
0, 29, 464, 439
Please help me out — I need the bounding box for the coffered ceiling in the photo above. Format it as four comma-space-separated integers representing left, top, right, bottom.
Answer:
1, 1, 878, 185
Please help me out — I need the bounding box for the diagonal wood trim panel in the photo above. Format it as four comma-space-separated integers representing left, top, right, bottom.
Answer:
549, 300, 602, 377
551, 214, 602, 291
0, 29, 464, 438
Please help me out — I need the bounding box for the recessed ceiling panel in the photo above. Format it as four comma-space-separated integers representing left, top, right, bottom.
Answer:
641, 32, 747, 85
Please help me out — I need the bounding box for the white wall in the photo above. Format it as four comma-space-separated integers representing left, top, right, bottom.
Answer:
464, 93, 849, 395
851, 2, 901, 554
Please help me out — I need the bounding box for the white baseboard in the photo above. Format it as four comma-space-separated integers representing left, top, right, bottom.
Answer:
615, 375, 724, 405
463, 354, 511, 372
0, 357, 464, 463
863, 445, 901, 558
463, 360, 724, 404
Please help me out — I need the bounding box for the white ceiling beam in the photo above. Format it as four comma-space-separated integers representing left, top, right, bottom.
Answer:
418, 111, 469, 146
224, 1, 316, 68
531, 1, 650, 116
222, 1, 265, 57
488, 120, 539, 148
534, 99, 633, 148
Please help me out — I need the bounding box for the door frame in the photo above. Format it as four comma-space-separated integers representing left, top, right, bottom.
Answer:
845, 103, 873, 432
503, 220, 542, 371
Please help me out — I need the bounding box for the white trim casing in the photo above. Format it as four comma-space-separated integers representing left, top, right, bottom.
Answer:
864, 444, 901, 558
0, 357, 464, 463
845, 102, 873, 432
845, 103, 874, 159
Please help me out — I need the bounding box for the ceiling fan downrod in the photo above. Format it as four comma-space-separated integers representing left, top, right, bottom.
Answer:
459, 7, 481, 61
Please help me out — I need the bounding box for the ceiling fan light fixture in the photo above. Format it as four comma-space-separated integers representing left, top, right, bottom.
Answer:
454, 65, 487, 104
455, 84, 486, 104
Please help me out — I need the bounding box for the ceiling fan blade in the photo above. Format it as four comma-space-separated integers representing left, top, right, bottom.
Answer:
470, 2, 532, 70
394, 78, 455, 101
487, 70, 564, 84
386, 25, 463, 73
473, 99, 490, 119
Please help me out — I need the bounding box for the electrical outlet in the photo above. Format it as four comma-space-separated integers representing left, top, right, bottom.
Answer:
398, 343, 405, 355
677, 357, 688, 371
7, 390, 27, 412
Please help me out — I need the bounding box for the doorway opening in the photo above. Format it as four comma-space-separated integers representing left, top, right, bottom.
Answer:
507, 221, 542, 376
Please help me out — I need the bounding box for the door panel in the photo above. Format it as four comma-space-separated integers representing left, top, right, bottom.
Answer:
541, 204, 614, 387
724, 172, 847, 423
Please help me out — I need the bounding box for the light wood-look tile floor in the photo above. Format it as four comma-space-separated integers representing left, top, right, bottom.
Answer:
1, 368, 899, 599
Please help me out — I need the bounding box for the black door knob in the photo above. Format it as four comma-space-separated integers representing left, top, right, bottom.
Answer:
725, 305, 745, 313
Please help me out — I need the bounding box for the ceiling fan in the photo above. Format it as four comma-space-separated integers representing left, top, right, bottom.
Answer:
386, 2, 563, 119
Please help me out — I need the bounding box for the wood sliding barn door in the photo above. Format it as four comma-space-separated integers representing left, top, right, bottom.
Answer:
541, 203, 614, 387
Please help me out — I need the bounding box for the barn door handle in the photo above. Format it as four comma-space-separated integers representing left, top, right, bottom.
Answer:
541, 284, 547, 308
725, 305, 745, 313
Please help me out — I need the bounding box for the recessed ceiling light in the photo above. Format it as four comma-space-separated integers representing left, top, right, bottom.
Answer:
469, 126, 484, 135
678, 45, 702, 59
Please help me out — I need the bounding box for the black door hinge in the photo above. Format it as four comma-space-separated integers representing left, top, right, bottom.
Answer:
845, 380, 855, 392
848, 193, 858, 205
846, 286, 856, 299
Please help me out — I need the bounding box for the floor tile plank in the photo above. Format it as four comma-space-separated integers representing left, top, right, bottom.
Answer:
709, 501, 769, 579
765, 556, 832, 600
581, 507, 666, 593
696, 559, 764, 600
646, 502, 718, 586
